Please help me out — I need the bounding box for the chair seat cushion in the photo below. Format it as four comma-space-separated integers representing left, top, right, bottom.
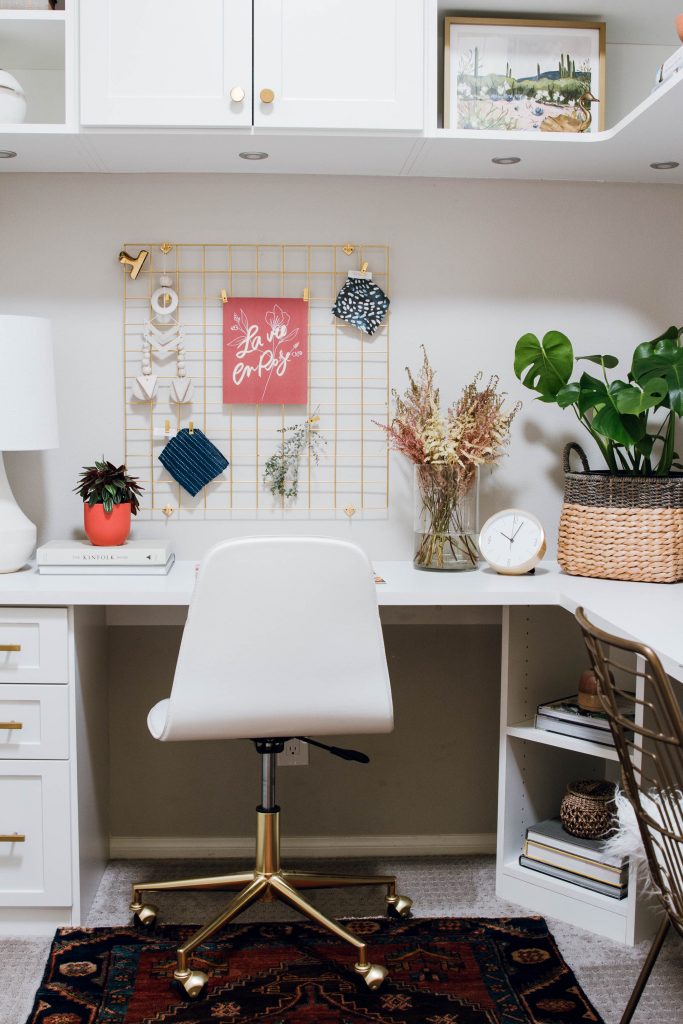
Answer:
147, 698, 170, 740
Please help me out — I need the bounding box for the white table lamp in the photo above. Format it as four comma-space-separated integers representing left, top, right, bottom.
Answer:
0, 316, 59, 572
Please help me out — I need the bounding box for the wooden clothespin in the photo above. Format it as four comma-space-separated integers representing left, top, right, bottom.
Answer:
348, 260, 372, 282
220, 289, 228, 304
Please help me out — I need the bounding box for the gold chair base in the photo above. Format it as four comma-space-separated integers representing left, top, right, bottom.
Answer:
130, 809, 411, 999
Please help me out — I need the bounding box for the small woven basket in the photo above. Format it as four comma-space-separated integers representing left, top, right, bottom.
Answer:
557, 443, 683, 583
560, 780, 616, 840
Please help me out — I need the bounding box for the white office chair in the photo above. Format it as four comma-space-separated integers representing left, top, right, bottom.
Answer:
130, 537, 411, 999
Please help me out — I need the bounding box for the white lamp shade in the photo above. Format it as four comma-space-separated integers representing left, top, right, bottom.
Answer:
0, 316, 59, 450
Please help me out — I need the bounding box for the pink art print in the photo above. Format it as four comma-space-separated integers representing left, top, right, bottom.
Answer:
223, 298, 308, 404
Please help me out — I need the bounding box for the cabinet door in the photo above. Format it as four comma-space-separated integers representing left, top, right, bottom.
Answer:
254, 0, 424, 130
0, 761, 71, 907
80, 0, 252, 127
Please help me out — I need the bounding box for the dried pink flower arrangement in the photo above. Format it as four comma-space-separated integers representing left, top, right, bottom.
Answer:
376, 348, 520, 569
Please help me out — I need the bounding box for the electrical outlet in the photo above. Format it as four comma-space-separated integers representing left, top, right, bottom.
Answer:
277, 738, 309, 766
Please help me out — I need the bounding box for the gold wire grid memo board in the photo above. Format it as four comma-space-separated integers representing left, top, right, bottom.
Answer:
123, 243, 390, 520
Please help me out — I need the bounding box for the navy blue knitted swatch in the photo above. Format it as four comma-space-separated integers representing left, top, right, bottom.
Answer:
158, 428, 229, 497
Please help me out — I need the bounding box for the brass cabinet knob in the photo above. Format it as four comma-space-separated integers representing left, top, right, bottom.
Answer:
259, 88, 275, 104
229, 86, 245, 102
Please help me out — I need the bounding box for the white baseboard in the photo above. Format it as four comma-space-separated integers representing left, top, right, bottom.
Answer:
110, 833, 496, 859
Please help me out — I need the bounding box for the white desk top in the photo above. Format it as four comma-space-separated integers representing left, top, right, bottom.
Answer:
2, 561, 682, 677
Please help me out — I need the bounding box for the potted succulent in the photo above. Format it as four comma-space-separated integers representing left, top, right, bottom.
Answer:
514, 326, 683, 582
75, 458, 143, 546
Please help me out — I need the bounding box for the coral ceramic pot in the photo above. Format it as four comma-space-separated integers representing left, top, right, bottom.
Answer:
83, 502, 131, 546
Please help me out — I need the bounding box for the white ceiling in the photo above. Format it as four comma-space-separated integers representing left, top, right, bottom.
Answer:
437, 2, 683, 46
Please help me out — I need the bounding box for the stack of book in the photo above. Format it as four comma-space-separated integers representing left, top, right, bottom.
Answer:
654, 45, 683, 90
520, 817, 628, 900
535, 695, 633, 748
37, 540, 175, 575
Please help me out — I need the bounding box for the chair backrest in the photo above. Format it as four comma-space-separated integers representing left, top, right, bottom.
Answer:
576, 607, 683, 937
160, 537, 393, 742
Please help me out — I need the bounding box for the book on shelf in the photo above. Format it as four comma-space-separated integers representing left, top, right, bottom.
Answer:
518, 855, 628, 899
524, 818, 628, 888
38, 554, 175, 576
534, 713, 616, 746
37, 539, 173, 566
534, 695, 634, 746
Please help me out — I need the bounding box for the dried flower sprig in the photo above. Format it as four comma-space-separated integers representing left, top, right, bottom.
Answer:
375, 348, 520, 569
376, 346, 520, 484
264, 415, 327, 500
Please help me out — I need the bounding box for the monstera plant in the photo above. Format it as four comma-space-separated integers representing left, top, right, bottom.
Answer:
514, 326, 683, 475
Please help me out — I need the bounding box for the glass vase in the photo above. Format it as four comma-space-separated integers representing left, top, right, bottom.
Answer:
413, 464, 479, 571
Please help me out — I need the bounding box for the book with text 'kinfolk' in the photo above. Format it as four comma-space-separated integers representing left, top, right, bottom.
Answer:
37, 539, 173, 566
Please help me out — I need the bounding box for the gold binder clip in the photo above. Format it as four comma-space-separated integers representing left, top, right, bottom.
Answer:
303, 287, 309, 302
342, 244, 355, 256
160, 242, 173, 255
118, 249, 149, 280
162, 504, 174, 517
188, 421, 195, 435
220, 289, 228, 304
344, 505, 357, 518
164, 419, 171, 436
360, 261, 369, 274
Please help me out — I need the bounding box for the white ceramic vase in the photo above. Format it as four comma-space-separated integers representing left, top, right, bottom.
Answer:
0, 69, 27, 124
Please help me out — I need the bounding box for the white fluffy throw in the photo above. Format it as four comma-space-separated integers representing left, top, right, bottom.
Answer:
604, 787, 683, 895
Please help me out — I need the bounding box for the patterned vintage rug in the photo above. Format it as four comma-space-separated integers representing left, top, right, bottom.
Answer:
25, 916, 603, 1023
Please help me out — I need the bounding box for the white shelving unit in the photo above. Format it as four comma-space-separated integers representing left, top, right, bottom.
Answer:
496, 605, 661, 945
0, 0, 681, 178
0, 8, 75, 132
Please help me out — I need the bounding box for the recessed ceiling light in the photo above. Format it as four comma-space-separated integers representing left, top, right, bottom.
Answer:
491, 156, 521, 165
239, 151, 269, 161
0, 150, 17, 159
650, 160, 679, 170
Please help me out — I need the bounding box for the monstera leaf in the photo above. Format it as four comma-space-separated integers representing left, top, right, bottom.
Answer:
631, 329, 683, 416
514, 331, 573, 400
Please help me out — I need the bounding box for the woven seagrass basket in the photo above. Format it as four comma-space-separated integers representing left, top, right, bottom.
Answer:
557, 443, 683, 583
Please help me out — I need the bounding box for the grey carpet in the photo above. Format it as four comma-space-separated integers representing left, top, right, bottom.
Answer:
1, 855, 680, 1023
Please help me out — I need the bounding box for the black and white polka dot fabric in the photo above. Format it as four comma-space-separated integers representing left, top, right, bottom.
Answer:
332, 278, 390, 336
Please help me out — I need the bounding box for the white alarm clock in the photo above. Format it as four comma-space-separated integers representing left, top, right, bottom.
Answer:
479, 509, 546, 575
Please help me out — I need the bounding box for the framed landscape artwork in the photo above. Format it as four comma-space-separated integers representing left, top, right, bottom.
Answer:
445, 18, 605, 133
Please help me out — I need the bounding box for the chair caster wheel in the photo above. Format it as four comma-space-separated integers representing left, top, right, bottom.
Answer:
173, 969, 209, 1000
387, 893, 412, 918
131, 902, 158, 927
355, 963, 388, 990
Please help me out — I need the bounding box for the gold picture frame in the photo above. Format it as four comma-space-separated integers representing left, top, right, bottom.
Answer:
444, 17, 606, 133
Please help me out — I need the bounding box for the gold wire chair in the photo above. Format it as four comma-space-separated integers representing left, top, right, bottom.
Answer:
575, 608, 683, 1024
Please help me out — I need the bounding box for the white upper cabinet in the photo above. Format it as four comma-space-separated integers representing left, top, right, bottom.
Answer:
80, 0, 252, 127
254, 0, 423, 130
80, 0, 424, 131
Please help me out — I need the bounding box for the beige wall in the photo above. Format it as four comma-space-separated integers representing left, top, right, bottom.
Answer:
108, 624, 500, 838
1, 173, 681, 561
1, 171, 680, 841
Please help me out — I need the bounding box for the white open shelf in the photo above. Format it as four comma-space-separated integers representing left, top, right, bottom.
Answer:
507, 721, 620, 761
503, 859, 628, 917
0, 8, 68, 129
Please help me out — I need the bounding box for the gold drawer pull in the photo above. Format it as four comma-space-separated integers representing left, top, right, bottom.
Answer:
0, 644, 21, 652
0, 722, 22, 730
0, 833, 25, 842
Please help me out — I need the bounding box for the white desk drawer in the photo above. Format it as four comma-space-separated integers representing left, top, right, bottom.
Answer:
0, 686, 69, 759
0, 761, 71, 906
0, 608, 68, 684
